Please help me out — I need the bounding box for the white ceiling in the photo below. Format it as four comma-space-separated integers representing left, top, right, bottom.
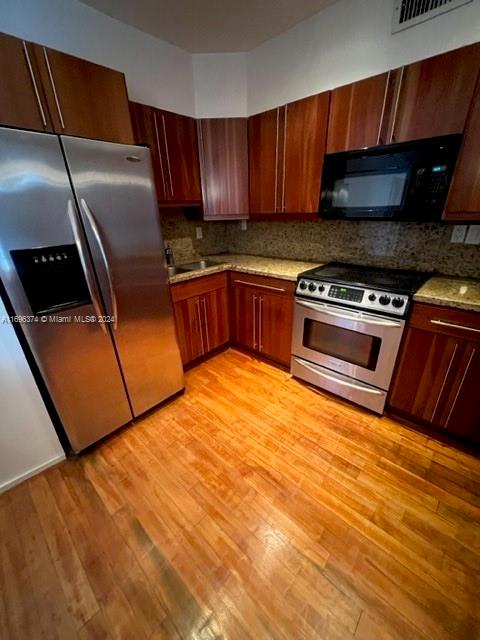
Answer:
79, 0, 340, 53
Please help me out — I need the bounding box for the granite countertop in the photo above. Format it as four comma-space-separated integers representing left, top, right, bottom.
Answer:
414, 277, 480, 313
168, 254, 322, 284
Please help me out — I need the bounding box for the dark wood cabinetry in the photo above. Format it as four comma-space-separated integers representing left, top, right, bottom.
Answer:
0, 33, 52, 132
327, 72, 392, 152
171, 273, 229, 366
0, 31, 133, 143
230, 273, 294, 366
249, 93, 330, 216
444, 75, 480, 221
387, 44, 480, 143
389, 303, 480, 444
130, 101, 201, 205
197, 118, 249, 219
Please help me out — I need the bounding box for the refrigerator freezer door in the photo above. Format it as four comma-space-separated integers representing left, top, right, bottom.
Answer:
61, 136, 184, 416
0, 128, 133, 452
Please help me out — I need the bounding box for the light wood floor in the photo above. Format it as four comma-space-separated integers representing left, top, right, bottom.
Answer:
2, 349, 480, 640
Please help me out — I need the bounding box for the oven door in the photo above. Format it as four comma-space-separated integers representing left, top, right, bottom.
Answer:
292, 298, 405, 390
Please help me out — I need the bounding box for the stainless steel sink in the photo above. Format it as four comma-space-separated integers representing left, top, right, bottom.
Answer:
179, 260, 218, 271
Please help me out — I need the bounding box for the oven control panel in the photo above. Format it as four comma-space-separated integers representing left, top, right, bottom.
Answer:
296, 279, 410, 316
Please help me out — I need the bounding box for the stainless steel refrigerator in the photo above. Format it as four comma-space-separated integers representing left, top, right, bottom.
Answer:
0, 127, 184, 452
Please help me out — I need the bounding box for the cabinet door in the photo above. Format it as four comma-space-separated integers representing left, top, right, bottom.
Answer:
283, 93, 330, 213
197, 118, 249, 219
33, 44, 133, 143
388, 44, 480, 143
258, 293, 293, 366
327, 72, 392, 153
389, 327, 465, 425
437, 343, 480, 443
232, 285, 258, 350
444, 76, 480, 221
249, 107, 282, 214
129, 101, 168, 201
173, 297, 204, 365
0, 33, 52, 132
200, 287, 229, 353
158, 110, 202, 203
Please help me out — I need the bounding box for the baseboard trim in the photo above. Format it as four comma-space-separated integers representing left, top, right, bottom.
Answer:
0, 453, 65, 494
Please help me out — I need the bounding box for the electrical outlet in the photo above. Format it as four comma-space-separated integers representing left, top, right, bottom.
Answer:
465, 225, 480, 245
450, 225, 468, 243
195, 226, 203, 240
240, 220, 247, 231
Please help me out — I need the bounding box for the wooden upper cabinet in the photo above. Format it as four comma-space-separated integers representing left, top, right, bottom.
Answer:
158, 110, 202, 203
283, 93, 330, 213
249, 108, 280, 214
32, 44, 133, 144
0, 32, 52, 132
327, 72, 393, 153
387, 44, 480, 143
444, 76, 480, 221
197, 118, 249, 220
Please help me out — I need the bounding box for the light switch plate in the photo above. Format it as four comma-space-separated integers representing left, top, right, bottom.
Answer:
240, 220, 247, 231
465, 225, 480, 245
450, 225, 468, 243
195, 226, 203, 240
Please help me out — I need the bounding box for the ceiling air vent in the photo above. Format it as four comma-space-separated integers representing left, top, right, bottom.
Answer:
392, 0, 474, 33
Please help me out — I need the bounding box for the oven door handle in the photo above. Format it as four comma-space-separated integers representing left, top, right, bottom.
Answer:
295, 299, 402, 328
293, 358, 384, 395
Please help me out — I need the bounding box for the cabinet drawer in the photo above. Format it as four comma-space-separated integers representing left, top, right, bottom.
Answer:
229, 272, 295, 296
171, 272, 228, 302
409, 303, 480, 342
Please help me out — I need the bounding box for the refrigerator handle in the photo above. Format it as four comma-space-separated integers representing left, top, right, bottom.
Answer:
80, 198, 118, 331
66, 200, 107, 335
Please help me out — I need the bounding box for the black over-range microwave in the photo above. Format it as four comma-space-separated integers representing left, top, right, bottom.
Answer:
319, 135, 462, 221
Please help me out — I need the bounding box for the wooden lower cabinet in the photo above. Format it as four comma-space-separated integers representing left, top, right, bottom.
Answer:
230, 273, 294, 366
388, 303, 480, 444
171, 273, 229, 366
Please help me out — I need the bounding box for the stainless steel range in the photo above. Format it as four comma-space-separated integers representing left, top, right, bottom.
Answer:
291, 263, 430, 413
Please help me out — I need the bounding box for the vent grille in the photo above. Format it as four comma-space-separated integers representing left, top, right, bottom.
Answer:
392, 0, 474, 33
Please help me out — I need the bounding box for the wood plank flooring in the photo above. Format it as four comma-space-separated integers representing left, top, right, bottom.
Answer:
2, 348, 480, 639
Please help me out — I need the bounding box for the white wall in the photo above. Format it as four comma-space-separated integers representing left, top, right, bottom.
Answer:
0, 0, 196, 116
0, 298, 64, 493
193, 53, 248, 117
247, 0, 480, 114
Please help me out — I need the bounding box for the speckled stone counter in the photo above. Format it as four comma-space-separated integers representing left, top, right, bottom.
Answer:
168, 254, 321, 284
414, 277, 480, 313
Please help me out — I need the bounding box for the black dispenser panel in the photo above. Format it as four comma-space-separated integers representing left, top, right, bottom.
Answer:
10, 244, 92, 315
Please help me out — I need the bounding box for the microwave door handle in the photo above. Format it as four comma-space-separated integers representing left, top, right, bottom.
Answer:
80, 198, 118, 331
66, 200, 107, 334
293, 358, 384, 395
296, 299, 402, 327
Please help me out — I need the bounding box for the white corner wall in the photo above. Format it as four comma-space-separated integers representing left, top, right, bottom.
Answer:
247, 0, 480, 114
0, 298, 64, 494
0, 0, 196, 116
193, 53, 248, 117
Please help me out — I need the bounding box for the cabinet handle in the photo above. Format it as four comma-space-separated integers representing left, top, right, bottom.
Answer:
430, 319, 480, 334
444, 348, 476, 429
389, 66, 404, 143
195, 299, 205, 354
233, 279, 286, 293
377, 70, 390, 145
430, 343, 458, 423
259, 296, 264, 352
281, 105, 288, 213
252, 295, 257, 349
153, 111, 168, 198
22, 41, 47, 128
161, 114, 174, 198
274, 108, 279, 213
201, 296, 210, 352
43, 48, 65, 130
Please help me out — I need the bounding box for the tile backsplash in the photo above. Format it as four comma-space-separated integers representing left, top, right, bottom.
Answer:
161, 211, 480, 279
